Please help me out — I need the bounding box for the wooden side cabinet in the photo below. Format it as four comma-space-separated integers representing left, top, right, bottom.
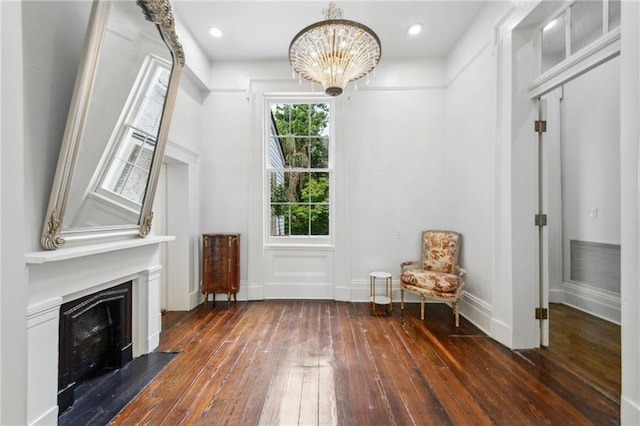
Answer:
202, 233, 240, 307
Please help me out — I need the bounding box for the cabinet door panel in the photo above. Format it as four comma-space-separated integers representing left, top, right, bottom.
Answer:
202, 234, 240, 298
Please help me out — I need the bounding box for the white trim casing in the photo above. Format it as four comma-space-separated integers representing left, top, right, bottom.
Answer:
529, 28, 620, 99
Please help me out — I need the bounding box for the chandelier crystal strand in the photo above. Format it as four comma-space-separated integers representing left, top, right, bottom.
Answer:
289, 2, 381, 96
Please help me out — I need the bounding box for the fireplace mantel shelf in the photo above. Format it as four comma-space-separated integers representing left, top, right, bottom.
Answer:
24, 235, 175, 265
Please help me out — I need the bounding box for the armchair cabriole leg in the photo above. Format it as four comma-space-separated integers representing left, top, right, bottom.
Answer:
420, 296, 425, 320
453, 302, 459, 327
400, 288, 404, 311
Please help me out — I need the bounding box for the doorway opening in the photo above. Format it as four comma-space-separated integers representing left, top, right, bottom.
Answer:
537, 56, 621, 402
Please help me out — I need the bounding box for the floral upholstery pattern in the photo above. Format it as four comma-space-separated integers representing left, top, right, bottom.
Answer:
400, 230, 465, 326
421, 231, 459, 273
400, 269, 461, 294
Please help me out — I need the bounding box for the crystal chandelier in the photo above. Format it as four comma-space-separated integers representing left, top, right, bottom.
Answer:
289, 2, 382, 97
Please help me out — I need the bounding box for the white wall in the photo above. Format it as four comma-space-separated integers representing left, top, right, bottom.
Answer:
1, 1, 27, 424
200, 89, 252, 300
345, 87, 447, 297
162, 67, 207, 311
561, 57, 621, 321
444, 2, 513, 332
562, 57, 620, 248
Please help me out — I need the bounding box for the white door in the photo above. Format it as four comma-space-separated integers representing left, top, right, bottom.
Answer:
538, 89, 563, 347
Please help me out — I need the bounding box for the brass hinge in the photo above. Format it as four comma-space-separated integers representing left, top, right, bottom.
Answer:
535, 307, 548, 320
534, 214, 548, 227
535, 120, 547, 133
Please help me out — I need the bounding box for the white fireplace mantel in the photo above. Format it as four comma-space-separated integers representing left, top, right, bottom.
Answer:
25, 235, 174, 426
24, 235, 175, 264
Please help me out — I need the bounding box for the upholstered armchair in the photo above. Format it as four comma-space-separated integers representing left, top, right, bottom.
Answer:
400, 230, 466, 327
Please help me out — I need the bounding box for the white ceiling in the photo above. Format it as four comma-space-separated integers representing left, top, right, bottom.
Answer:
172, 1, 489, 62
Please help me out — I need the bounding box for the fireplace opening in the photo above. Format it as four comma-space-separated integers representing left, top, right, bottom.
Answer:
58, 282, 133, 414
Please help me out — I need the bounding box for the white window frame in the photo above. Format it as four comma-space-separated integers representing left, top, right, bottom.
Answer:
264, 95, 335, 247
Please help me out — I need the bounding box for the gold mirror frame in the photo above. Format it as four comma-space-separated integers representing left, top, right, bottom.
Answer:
41, 0, 184, 250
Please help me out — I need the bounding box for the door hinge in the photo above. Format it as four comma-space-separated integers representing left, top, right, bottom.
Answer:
534, 120, 547, 133
535, 307, 548, 320
534, 214, 548, 227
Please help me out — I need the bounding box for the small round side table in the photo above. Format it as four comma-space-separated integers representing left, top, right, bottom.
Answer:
369, 271, 392, 315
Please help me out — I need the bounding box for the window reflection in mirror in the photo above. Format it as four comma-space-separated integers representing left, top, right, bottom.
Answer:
97, 57, 170, 212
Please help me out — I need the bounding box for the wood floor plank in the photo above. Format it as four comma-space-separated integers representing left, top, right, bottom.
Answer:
110, 301, 619, 426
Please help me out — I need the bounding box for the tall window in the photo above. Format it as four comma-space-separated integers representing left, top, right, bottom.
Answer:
98, 56, 170, 208
267, 100, 332, 239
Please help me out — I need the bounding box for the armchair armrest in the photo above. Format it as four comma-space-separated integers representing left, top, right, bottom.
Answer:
455, 265, 466, 277
401, 260, 419, 271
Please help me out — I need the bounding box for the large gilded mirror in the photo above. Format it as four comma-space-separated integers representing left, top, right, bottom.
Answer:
41, 0, 184, 249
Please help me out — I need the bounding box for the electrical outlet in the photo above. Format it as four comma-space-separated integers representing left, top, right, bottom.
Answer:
588, 208, 598, 219
395, 229, 402, 239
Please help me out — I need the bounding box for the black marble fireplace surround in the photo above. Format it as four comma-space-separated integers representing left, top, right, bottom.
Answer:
58, 281, 133, 413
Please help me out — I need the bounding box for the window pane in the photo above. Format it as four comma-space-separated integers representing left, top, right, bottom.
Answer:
119, 166, 148, 203
269, 171, 287, 202
271, 104, 291, 135
542, 14, 566, 73
571, 0, 603, 54
309, 103, 329, 136
268, 136, 286, 168
308, 172, 330, 203
270, 204, 288, 236
310, 205, 329, 236
283, 137, 309, 168
290, 204, 310, 235
271, 171, 309, 203
310, 137, 329, 168
134, 142, 154, 169
608, 0, 620, 31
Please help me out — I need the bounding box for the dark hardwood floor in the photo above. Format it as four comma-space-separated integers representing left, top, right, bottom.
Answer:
521, 303, 621, 403
111, 301, 619, 425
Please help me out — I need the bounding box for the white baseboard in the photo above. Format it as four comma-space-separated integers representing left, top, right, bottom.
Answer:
622, 396, 640, 425
334, 285, 351, 302
29, 405, 57, 426
490, 317, 513, 349
459, 293, 492, 335
148, 331, 160, 353
264, 283, 334, 299
549, 288, 564, 303
562, 281, 620, 325
189, 288, 201, 309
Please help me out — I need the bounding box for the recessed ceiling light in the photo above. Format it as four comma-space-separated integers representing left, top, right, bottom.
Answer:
209, 27, 223, 38
408, 23, 423, 36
